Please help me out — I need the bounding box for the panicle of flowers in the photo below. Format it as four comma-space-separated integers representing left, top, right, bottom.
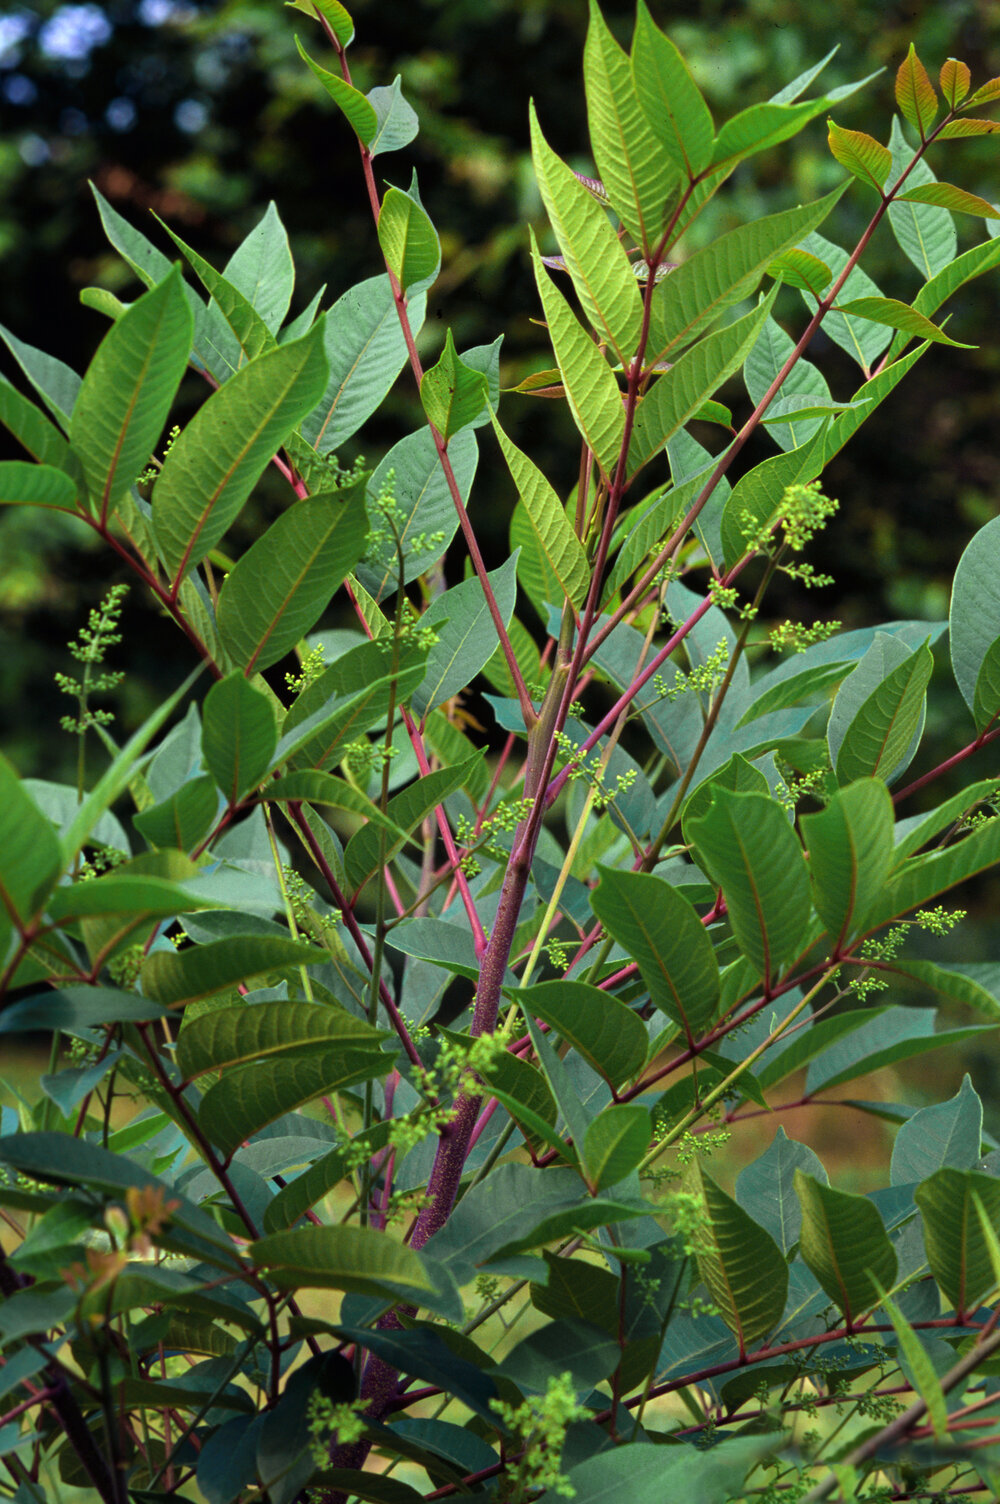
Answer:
650, 639, 729, 705
489, 1373, 590, 1501
768, 617, 842, 653
552, 730, 637, 813
55, 583, 128, 735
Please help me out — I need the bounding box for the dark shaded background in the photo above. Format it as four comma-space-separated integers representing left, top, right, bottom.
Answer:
3, 0, 1000, 1120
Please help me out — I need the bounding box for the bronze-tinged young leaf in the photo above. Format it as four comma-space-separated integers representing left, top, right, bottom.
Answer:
895, 44, 939, 138
898, 182, 1000, 219
940, 58, 971, 109
964, 76, 1000, 109
936, 118, 1000, 138
827, 120, 892, 191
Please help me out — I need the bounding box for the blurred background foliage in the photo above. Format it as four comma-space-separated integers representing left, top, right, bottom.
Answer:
2, 0, 1000, 1119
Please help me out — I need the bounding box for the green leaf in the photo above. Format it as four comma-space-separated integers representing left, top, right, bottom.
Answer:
47, 868, 223, 924
940, 58, 971, 108
582, 1104, 651, 1191
879, 1288, 948, 1440
217, 487, 368, 673
915, 1168, 1000, 1314
343, 754, 484, 897
742, 314, 832, 456
264, 770, 402, 834
884, 959, 1000, 1019
895, 45, 939, 138
629, 292, 777, 476
224, 201, 294, 333
766, 248, 833, 296
70, 267, 193, 518
801, 779, 895, 945
685, 1157, 788, 1352
797, 231, 894, 371
0, 322, 81, 431
590, 868, 720, 1038
286, 0, 354, 45
477, 1051, 559, 1153
358, 426, 477, 600
0, 460, 77, 510
411, 553, 519, 718
826, 119, 892, 190
367, 76, 420, 158
824, 344, 929, 461
199, 1048, 387, 1157
935, 117, 1000, 139
531, 1251, 619, 1332
630, 1, 714, 178
296, 38, 376, 143
0, 757, 64, 946
513, 979, 648, 1089
0, 376, 76, 469
0, 1132, 235, 1261
279, 669, 426, 772
202, 673, 278, 805
795, 1171, 897, 1322
302, 275, 425, 454
263, 1122, 393, 1233
156, 215, 276, 368
133, 773, 219, 850
898, 180, 998, 219
583, 0, 680, 255
530, 103, 643, 362
834, 295, 974, 348
828, 635, 933, 785
251, 1225, 434, 1301
973, 638, 1000, 732
804, 1007, 990, 1094
0, 986, 168, 1036
531, 231, 624, 481
538, 1434, 780, 1504
378, 186, 440, 293
890, 1075, 983, 1186
688, 788, 813, 987
951, 515, 1000, 724
646, 188, 846, 367
495, 412, 589, 615
720, 424, 828, 569
141, 935, 323, 1006
735, 1127, 829, 1255
500, 1317, 621, 1396
152, 323, 329, 584
176, 999, 384, 1079
419, 328, 488, 439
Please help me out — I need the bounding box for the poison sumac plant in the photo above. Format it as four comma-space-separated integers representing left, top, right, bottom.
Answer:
3, 4, 1000, 1501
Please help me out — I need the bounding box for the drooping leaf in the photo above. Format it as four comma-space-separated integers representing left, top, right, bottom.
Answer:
217, 486, 368, 673
795, 1171, 897, 1322
536, 1434, 780, 1504
590, 868, 720, 1037
70, 267, 193, 519
201, 673, 279, 806
688, 788, 813, 987
685, 1157, 788, 1353
152, 323, 329, 584
804, 1007, 990, 1094
801, 779, 895, 944
514, 979, 649, 1089
177, 1000, 383, 1080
